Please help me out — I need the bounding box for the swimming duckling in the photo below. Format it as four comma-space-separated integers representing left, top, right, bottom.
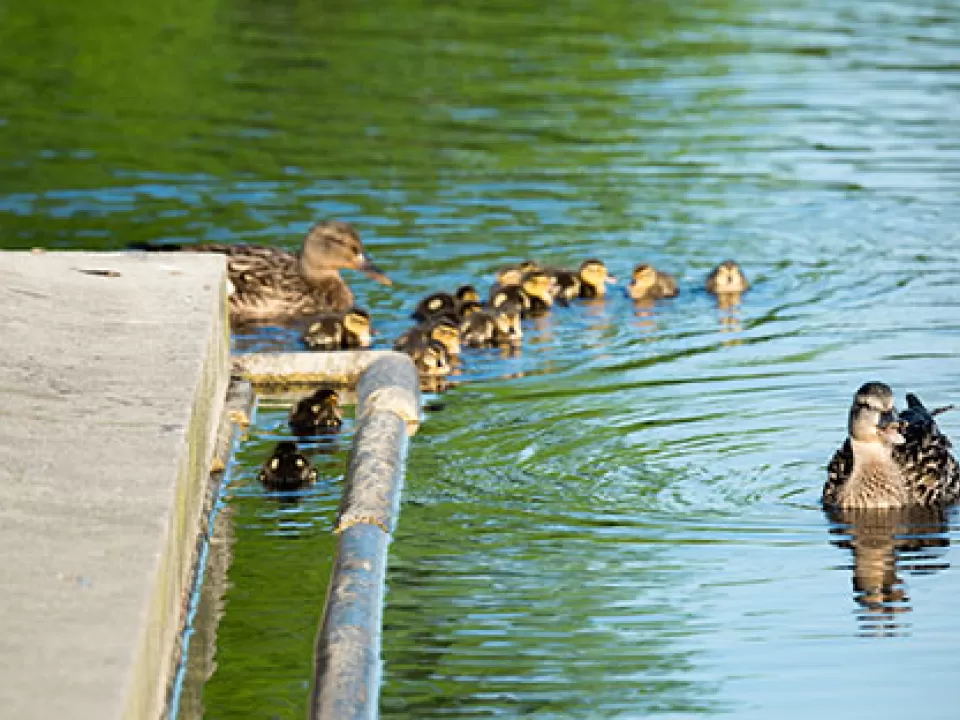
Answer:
549, 269, 581, 303
455, 284, 481, 306
398, 336, 452, 376
288, 387, 342, 436
706, 260, 749, 295
521, 269, 555, 316
458, 300, 483, 319
628, 264, 678, 301
495, 266, 524, 287
489, 284, 531, 314
823, 382, 960, 509
412, 292, 458, 323
303, 308, 372, 350
141, 220, 391, 323
460, 302, 523, 347
395, 317, 462, 358
258, 441, 318, 490
578, 259, 616, 299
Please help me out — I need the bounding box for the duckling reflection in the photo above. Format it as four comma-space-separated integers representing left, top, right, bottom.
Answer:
826, 505, 950, 635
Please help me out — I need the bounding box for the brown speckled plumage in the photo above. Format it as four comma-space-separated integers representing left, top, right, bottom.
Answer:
824, 385, 959, 508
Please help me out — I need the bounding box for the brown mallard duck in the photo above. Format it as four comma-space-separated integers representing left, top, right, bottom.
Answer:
288, 387, 342, 436
628, 264, 678, 301
824, 382, 960, 509
258, 441, 318, 490
705, 260, 749, 295
153, 220, 391, 322
302, 308, 372, 350
578, 259, 616, 299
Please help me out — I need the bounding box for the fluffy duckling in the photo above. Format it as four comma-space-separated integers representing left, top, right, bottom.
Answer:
520, 269, 555, 316
494, 266, 524, 287
395, 317, 462, 358
258, 441, 318, 490
412, 292, 458, 323
398, 336, 452, 376
706, 260, 749, 295
303, 308, 372, 350
549, 269, 581, 303
489, 284, 531, 314
578, 259, 616, 299
142, 220, 392, 322
455, 284, 481, 306
288, 387, 342, 436
628, 264, 678, 301
823, 382, 960, 509
460, 302, 523, 347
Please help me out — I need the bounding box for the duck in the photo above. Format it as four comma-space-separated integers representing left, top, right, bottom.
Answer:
398, 336, 453, 376
520, 269, 556, 316
578, 259, 616, 299
823, 382, 960, 509
460, 301, 523, 347
455, 284, 481, 307
705, 260, 749, 295
288, 387, 342, 436
411, 292, 458, 323
548, 268, 581, 303
628, 264, 678, 301
149, 220, 392, 323
395, 317, 462, 358
302, 308, 372, 350
258, 441, 318, 490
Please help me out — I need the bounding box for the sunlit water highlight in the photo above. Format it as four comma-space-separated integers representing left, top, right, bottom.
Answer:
2, 0, 959, 718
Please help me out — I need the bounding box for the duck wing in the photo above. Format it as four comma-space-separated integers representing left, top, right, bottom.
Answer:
823, 438, 854, 506
895, 393, 960, 505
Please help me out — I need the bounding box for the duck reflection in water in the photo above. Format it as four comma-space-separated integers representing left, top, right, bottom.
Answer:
826, 505, 950, 636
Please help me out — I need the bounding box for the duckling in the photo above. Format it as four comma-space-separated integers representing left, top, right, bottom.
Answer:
578, 259, 616, 299
823, 382, 960, 509
258, 441, 318, 490
455, 284, 481, 306
288, 387, 342, 436
458, 300, 483, 319
494, 266, 524, 287
460, 302, 523, 347
489, 284, 531, 314
705, 260, 749, 295
394, 317, 462, 358
628, 264, 678, 301
520, 269, 555, 316
412, 292, 458, 323
140, 220, 391, 323
303, 308, 372, 350
549, 269, 581, 303
398, 336, 452, 376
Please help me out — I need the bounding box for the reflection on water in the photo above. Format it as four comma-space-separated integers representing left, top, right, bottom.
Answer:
826, 507, 951, 637
3, 0, 960, 717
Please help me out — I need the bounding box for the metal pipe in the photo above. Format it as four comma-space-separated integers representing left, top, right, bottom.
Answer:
310, 353, 420, 720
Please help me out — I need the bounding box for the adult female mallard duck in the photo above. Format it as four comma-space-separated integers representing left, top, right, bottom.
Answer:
302, 308, 372, 350
705, 260, 749, 295
258, 441, 318, 490
628, 264, 678, 301
578, 259, 616, 299
154, 220, 391, 323
823, 382, 960, 509
289, 387, 342, 436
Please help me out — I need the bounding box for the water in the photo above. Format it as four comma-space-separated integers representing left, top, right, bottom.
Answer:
2, 0, 959, 717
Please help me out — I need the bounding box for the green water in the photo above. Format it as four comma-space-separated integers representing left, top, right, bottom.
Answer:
3, 0, 960, 717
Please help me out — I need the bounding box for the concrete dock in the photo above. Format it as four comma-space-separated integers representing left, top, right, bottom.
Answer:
0, 252, 229, 719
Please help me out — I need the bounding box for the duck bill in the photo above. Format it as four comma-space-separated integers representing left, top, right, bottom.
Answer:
879, 418, 906, 445
357, 253, 392, 286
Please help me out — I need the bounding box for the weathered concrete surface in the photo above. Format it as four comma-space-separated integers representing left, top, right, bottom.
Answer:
0, 252, 229, 719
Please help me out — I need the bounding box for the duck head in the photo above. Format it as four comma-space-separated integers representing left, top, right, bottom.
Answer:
522, 269, 556, 307
494, 302, 523, 345
300, 220, 392, 286
427, 317, 462, 357
629, 264, 659, 298
343, 308, 373, 347
579, 259, 616, 296
706, 260, 748, 294
849, 382, 905, 447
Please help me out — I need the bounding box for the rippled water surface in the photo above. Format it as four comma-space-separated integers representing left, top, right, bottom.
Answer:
3, 0, 960, 717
